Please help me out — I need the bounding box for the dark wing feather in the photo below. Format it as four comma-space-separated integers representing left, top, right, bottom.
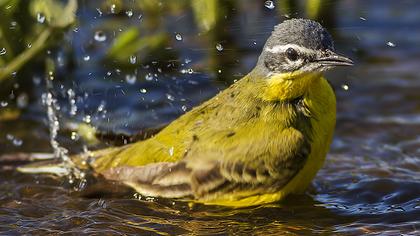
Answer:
101, 129, 310, 201
102, 162, 194, 198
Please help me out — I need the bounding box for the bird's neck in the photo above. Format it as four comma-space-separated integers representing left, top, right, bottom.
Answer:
257, 71, 322, 102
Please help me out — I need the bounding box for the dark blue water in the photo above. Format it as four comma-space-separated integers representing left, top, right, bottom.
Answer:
0, 1, 419, 235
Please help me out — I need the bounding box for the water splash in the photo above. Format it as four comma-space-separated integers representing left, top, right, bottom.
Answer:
110, 4, 116, 14
67, 88, 77, 116
43, 71, 84, 183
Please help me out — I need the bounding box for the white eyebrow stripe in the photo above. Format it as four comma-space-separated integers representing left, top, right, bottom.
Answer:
265, 44, 316, 54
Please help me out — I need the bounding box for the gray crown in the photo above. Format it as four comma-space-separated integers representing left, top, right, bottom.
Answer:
264, 18, 334, 51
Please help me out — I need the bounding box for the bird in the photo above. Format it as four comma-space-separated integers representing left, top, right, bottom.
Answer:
19, 18, 353, 207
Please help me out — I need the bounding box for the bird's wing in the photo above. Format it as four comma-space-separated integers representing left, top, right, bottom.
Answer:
102, 127, 311, 201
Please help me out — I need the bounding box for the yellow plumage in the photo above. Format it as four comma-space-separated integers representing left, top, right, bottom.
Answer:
18, 18, 352, 207
88, 70, 336, 207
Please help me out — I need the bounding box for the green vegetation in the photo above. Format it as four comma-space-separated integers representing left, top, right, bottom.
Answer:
0, 0, 77, 81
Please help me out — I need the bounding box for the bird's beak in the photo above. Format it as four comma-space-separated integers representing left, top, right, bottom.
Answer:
316, 51, 354, 67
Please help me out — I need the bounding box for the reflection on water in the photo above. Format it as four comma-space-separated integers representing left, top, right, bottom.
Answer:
1, 0, 420, 235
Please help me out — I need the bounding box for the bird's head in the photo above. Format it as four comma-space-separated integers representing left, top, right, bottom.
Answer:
255, 18, 353, 101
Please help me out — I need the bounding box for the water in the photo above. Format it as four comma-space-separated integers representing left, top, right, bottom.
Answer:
1, 1, 419, 235
94, 31, 107, 42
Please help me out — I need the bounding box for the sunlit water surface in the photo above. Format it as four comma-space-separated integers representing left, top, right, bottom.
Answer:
0, 1, 419, 235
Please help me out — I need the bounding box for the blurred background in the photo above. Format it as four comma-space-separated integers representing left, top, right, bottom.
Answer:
0, 0, 419, 235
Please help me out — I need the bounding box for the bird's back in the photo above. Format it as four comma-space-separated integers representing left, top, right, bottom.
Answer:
91, 72, 275, 172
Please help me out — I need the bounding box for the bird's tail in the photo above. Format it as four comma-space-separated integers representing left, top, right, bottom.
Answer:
1, 152, 68, 175
5, 146, 128, 176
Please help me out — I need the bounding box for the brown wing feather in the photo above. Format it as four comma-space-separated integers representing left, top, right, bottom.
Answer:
102, 162, 194, 198
100, 130, 310, 201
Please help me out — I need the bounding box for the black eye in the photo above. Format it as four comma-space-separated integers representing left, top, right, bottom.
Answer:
286, 48, 298, 61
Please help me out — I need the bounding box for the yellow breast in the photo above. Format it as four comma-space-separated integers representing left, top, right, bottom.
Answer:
200, 76, 336, 207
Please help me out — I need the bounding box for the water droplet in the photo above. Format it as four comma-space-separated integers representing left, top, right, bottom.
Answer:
110, 4, 116, 14
97, 199, 106, 209
145, 73, 153, 81
33, 76, 41, 85
83, 55, 90, 61
133, 193, 142, 200
168, 147, 174, 156
216, 43, 223, 51
218, 69, 222, 73
97, 101, 106, 112
10, 21, 17, 29
125, 74, 136, 84
71, 131, 79, 141
12, 138, 23, 146
175, 33, 183, 41
94, 31, 107, 42
27, 43, 32, 48
386, 41, 396, 47
67, 89, 77, 116
129, 55, 137, 64
0, 101, 8, 107
341, 84, 349, 91
264, 0, 275, 9
17, 93, 28, 108
126, 10, 133, 17
96, 8, 103, 16
83, 115, 91, 124
181, 105, 187, 112
359, 17, 366, 21
37, 13, 45, 23
187, 68, 194, 74
57, 54, 65, 67
6, 133, 23, 146
185, 58, 192, 64
145, 196, 155, 202
140, 88, 147, 94
166, 94, 175, 101
0, 48, 6, 55
76, 178, 87, 191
